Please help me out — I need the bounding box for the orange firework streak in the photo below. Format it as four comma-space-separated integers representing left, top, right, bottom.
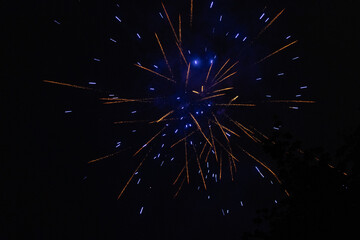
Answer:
199, 142, 208, 159
214, 61, 239, 83
178, 14, 182, 44
117, 149, 151, 200
212, 113, 229, 142
184, 140, 190, 183
134, 64, 175, 83
210, 71, 237, 89
173, 166, 185, 185
269, 100, 316, 103
257, 8, 285, 38
205, 62, 213, 84
219, 153, 223, 180
133, 127, 166, 157
212, 58, 230, 81
256, 40, 298, 64
216, 103, 256, 107
156, 110, 175, 123
43, 80, 92, 90
170, 130, 197, 148
204, 146, 211, 163
176, 41, 188, 65
199, 93, 226, 101
114, 120, 150, 124
190, 0, 193, 27
229, 157, 234, 181
213, 137, 240, 163
161, 2, 179, 43
229, 95, 238, 104
185, 62, 191, 88
210, 120, 241, 138
189, 113, 212, 146
212, 87, 234, 94
232, 119, 260, 143
174, 176, 186, 198
154, 33, 173, 77
192, 145, 207, 190
208, 123, 219, 163
240, 147, 282, 184
88, 148, 130, 164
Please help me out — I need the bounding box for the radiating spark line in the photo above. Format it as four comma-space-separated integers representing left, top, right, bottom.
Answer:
134, 64, 175, 83
215, 61, 239, 83
229, 118, 260, 143
215, 103, 256, 107
117, 149, 151, 200
133, 127, 166, 156
149, 118, 180, 124
161, 3, 179, 43
199, 142, 208, 159
88, 148, 130, 163
229, 96, 238, 104
210, 71, 237, 88
212, 113, 229, 142
213, 58, 230, 81
114, 120, 150, 124
176, 41, 188, 65
192, 145, 207, 190
209, 120, 241, 138
240, 147, 282, 184
269, 100, 316, 103
201, 85, 204, 92
189, 113, 212, 146
190, 0, 193, 27
185, 140, 189, 183
185, 63, 191, 89
213, 137, 240, 163
256, 40, 298, 64
192, 90, 200, 94
208, 123, 219, 163
229, 157, 234, 181
156, 110, 174, 123
154, 33, 173, 77
219, 153, 223, 180
174, 176, 186, 198
212, 87, 234, 94
257, 8, 285, 38
43, 80, 92, 90
204, 146, 211, 163
205, 62, 213, 84
173, 166, 185, 185
251, 127, 269, 140
200, 93, 226, 101
170, 130, 197, 148
178, 14, 182, 44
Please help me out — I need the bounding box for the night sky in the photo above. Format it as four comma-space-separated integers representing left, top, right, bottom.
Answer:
4, 0, 359, 239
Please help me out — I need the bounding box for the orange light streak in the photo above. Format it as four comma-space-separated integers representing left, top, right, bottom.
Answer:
133, 127, 166, 156
257, 9, 285, 38
192, 145, 207, 190
205, 62, 213, 83
117, 150, 151, 200
154, 33, 173, 77
210, 71, 237, 89
256, 40, 298, 64
156, 110, 174, 123
43, 80, 91, 90
189, 113, 212, 146
161, 3, 179, 43
173, 166, 185, 185
200, 93, 226, 101
213, 58, 230, 80
134, 64, 175, 83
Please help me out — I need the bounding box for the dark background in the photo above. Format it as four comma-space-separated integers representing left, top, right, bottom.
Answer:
3, 0, 358, 239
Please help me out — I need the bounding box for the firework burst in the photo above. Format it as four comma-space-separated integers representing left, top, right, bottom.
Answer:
46, 0, 315, 204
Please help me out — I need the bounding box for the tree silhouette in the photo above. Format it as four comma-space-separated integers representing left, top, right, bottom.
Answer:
243, 124, 360, 240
